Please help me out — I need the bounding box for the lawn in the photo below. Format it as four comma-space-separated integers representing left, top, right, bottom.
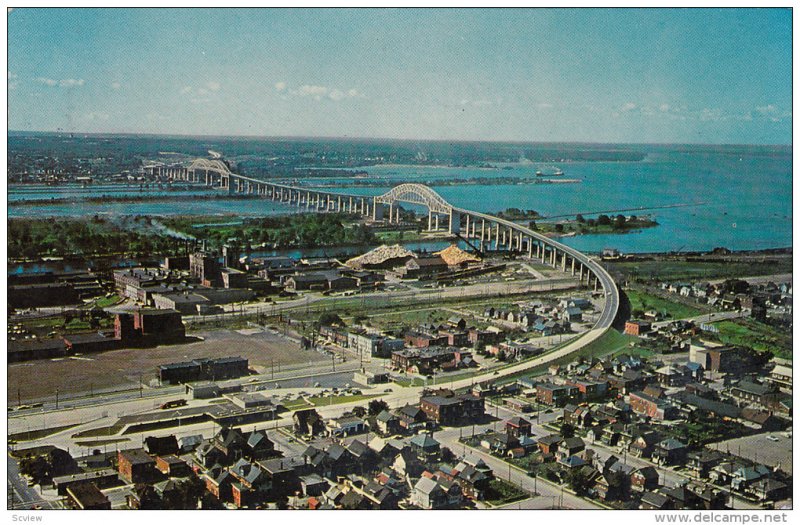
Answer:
485, 478, 528, 506
626, 289, 702, 319
9, 423, 79, 442
282, 399, 312, 411
307, 394, 381, 406
93, 294, 121, 308
714, 319, 792, 360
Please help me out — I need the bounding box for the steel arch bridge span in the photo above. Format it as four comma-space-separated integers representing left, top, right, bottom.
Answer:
375, 183, 453, 215
188, 158, 233, 175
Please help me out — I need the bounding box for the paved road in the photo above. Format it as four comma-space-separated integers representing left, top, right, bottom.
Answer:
7, 452, 62, 510
434, 425, 601, 509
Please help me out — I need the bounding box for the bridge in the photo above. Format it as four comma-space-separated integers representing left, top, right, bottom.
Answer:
147, 160, 620, 334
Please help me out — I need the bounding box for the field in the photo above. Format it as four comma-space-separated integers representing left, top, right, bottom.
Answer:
609, 259, 793, 282
7, 328, 325, 403
625, 289, 702, 319
713, 319, 793, 360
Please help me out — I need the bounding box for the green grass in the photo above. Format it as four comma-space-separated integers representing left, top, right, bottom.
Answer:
485, 478, 528, 506
75, 437, 131, 447
374, 230, 428, 243
307, 394, 381, 406
282, 399, 313, 411
714, 319, 792, 360
93, 294, 121, 308
626, 289, 702, 319
610, 259, 792, 282
8, 424, 79, 442
72, 424, 125, 438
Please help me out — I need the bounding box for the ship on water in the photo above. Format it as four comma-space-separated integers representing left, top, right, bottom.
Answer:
536, 167, 564, 176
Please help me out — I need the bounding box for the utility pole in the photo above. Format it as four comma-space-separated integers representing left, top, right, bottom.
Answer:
55, 388, 59, 409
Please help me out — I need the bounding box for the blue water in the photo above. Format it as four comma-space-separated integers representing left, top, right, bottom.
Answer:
8, 147, 791, 254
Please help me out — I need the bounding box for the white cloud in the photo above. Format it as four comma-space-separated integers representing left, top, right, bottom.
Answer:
206, 81, 220, 92
37, 77, 85, 88
179, 86, 192, 94
537, 102, 553, 109
620, 102, 637, 112
283, 83, 363, 102
659, 104, 670, 112
111, 81, 121, 90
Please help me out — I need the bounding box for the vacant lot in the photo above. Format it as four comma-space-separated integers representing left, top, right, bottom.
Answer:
714, 319, 792, 360
626, 289, 702, 319
7, 328, 325, 403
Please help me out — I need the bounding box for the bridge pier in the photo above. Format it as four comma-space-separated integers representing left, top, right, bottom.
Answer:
448, 210, 461, 234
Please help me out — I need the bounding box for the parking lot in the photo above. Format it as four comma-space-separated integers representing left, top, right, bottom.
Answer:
710, 431, 793, 474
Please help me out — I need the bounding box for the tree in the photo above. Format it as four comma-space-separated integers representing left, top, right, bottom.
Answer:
554, 224, 565, 233
318, 312, 344, 327
351, 406, 367, 418
587, 219, 597, 227
565, 468, 593, 495
576, 214, 585, 223
597, 214, 611, 226
560, 423, 575, 439
613, 215, 626, 230
368, 399, 390, 416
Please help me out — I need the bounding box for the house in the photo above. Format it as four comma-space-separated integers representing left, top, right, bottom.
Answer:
563, 404, 593, 428
686, 449, 725, 479
155, 455, 190, 478
326, 415, 367, 437
409, 432, 441, 458
375, 410, 402, 435
293, 408, 325, 436
505, 417, 532, 438
537, 434, 563, 456
640, 491, 673, 510
536, 383, 578, 406
395, 404, 428, 431
392, 448, 425, 480
480, 432, 520, 455
419, 393, 485, 425
118, 449, 158, 484
66, 482, 111, 510
630, 466, 659, 493
729, 380, 779, 407
410, 477, 461, 509
653, 439, 688, 466
558, 437, 586, 458
624, 320, 652, 336
751, 479, 789, 502
563, 306, 583, 323
144, 435, 179, 457
629, 391, 676, 421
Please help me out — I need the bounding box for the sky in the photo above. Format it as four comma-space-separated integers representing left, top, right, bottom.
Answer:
7, 8, 793, 144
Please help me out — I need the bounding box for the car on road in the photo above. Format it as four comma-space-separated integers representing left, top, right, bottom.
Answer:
766, 435, 780, 442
